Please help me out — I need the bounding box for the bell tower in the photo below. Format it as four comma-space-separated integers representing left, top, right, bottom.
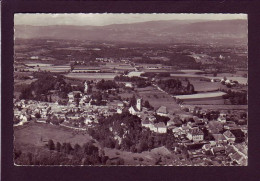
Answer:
136, 98, 142, 111
84, 81, 88, 94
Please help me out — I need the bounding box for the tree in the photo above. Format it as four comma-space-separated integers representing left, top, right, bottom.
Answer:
56, 142, 61, 152
65, 143, 73, 154
74, 144, 81, 155
136, 141, 148, 153
48, 139, 55, 150
129, 95, 136, 107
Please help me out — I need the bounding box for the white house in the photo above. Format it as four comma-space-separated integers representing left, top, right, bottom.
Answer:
128, 106, 137, 115
125, 82, 133, 88
154, 122, 167, 133
187, 127, 204, 142
156, 106, 168, 117
217, 115, 226, 123
117, 108, 123, 114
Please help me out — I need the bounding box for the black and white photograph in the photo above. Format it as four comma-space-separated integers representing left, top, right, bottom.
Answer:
13, 13, 248, 166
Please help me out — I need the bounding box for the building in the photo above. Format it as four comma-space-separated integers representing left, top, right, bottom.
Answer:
154, 122, 167, 133
208, 121, 224, 134
128, 106, 138, 115
84, 81, 89, 94
68, 91, 82, 104
187, 127, 204, 142
156, 106, 168, 117
223, 130, 236, 143
125, 82, 133, 88
212, 134, 227, 144
211, 146, 226, 155
136, 98, 142, 111
217, 115, 226, 123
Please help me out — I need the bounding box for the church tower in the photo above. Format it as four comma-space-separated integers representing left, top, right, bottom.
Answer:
136, 98, 142, 111
84, 81, 88, 94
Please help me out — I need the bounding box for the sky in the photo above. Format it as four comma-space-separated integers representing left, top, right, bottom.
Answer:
14, 13, 247, 26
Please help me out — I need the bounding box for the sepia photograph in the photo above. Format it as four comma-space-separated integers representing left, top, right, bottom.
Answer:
13, 13, 248, 166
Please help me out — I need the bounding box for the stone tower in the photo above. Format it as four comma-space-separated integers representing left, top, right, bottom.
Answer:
136, 98, 142, 111
84, 81, 88, 94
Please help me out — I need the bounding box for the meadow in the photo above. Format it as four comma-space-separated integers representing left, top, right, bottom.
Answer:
14, 122, 94, 153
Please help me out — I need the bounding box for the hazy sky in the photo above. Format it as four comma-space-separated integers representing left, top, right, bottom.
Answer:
15, 13, 247, 26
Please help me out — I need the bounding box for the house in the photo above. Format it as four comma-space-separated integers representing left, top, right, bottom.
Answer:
68, 91, 82, 104
208, 121, 224, 134
141, 118, 153, 129
202, 144, 211, 151
147, 115, 156, 122
117, 108, 123, 114
233, 144, 247, 158
187, 127, 204, 142
125, 82, 133, 88
212, 134, 227, 144
128, 106, 138, 115
223, 130, 236, 143
154, 122, 167, 133
167, 120, 175, 127
230, 152, 247, 165
225, 145, 237, 156
211, 146, 226, 155
156, 106, 168, 117
217, 115, 226, 123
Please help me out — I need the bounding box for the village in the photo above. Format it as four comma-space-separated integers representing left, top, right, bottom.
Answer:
13, 74, 248, 166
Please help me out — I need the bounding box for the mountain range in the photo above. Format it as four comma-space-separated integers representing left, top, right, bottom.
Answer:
14, 19, 247, 45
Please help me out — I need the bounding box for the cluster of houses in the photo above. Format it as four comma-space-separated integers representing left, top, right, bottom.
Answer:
125, 98, 247, 165
13, 77, 248, 165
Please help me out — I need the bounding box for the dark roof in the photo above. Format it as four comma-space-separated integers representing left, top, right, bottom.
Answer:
223, 130, 235, 138
212, 146, 225, 153
212, 134, 226, 141
189, 128, 203, 135
226, 145, 236, 155
155, 122, 166, 128
230, 129, 245, 138
230, 152, 243, 162
157, 106, 168, 114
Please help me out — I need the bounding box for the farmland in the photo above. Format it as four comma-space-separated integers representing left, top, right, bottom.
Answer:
64, 73, 117, 80
189, 80, 221, 92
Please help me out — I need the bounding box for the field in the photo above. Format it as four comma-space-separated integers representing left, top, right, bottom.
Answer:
14, 122, 188, 165
170, 72, 247, 85
14, 79, 37, 86
136, 86, 184, 114
64, 73, 117, 80
103, 146, 188, 166
14, 122, 94, 153
184, 104, 248, 111
182, 99, 225, 105
190, 80, 221, 92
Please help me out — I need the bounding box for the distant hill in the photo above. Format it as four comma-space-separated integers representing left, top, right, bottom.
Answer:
14, 19, 247, 45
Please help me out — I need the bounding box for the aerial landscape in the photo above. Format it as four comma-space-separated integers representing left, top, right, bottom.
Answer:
13, 14, 248, 166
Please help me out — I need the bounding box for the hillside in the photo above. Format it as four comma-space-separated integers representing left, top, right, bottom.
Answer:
14, 19, 247, 45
